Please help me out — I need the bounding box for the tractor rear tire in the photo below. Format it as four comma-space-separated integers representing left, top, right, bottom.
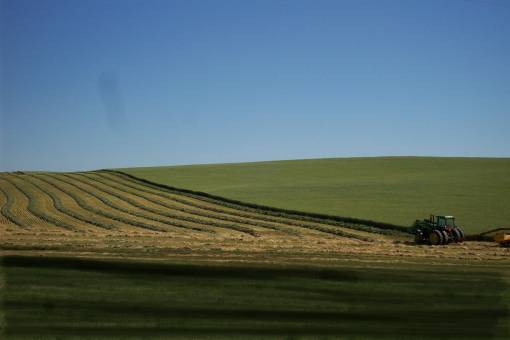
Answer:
457, 227, 465, 242
430, 230, 443, 245
440, 230, 449, 244
452, 228, 464, 243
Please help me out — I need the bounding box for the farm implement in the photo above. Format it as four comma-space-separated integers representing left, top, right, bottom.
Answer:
412, 215, 465, 245
494, 233, 510, 247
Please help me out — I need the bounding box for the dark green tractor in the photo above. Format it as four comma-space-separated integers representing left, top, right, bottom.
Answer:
412, 215, 465, 245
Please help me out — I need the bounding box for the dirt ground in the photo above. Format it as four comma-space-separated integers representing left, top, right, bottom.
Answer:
2, 227, 509, 265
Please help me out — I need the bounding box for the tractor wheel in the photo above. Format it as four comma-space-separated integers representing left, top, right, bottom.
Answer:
440, 230, 449, 244
457, 227, 465, 242
429, 230, 443, 245
414, 231, 424, 244
452, 228, 464, 243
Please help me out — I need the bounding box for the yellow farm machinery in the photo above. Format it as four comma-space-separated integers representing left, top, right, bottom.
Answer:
494, 233, 510, 247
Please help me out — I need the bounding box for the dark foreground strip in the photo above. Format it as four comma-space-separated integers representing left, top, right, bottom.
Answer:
1, 255, 359, 281
3, 255, 509, 338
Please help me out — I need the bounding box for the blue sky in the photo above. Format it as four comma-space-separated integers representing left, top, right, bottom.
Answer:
1, 0, 509, 171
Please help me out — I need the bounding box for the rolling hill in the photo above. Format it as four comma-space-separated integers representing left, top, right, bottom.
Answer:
120, 157, 510, 234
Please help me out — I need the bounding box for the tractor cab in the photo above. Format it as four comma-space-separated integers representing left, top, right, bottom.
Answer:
433, 215, 456, 229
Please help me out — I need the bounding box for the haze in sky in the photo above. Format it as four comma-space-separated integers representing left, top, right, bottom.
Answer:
1, 0, 509, 171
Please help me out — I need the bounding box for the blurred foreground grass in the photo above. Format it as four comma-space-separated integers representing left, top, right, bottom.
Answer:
2, 255, 509, 338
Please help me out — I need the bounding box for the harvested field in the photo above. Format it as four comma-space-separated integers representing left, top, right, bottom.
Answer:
1, 171, 509, 262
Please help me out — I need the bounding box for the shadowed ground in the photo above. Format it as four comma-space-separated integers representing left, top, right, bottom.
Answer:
2, 255, 509, 338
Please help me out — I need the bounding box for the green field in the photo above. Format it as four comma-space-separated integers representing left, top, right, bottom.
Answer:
2, 255, 509, 338
2, 159, 510, 338
120, 157, 510, 234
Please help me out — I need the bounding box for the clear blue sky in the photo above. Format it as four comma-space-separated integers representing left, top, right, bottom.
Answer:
1, 0, 509, 171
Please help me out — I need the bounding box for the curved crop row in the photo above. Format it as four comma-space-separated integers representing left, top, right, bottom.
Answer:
48, 174, 211, 234
107, 170, 409, 235
45, 173, 245, 235
26, 175, 120, 231
77, 173, 297, 236
0, 187, 11, 225
60, 174, 214, 233
0, 179, 25, 227
47, 173, 256, 237
23, 175, 116, 231
94, 172, 372, 241
0, 176, 48, 228
96, 172, 365, 234
94, 172, 373, 241
97, 172, 309, 227
60, 174, 224, 234
34, 174, 169, 233
2, 175, 75, 231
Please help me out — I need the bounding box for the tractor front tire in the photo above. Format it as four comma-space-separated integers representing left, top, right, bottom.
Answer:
430, 230, 443, 245
414, 231, 424, 244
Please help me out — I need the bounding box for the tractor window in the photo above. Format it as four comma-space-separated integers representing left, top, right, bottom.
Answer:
437, 219, 446, 227
445, 218, 455, 226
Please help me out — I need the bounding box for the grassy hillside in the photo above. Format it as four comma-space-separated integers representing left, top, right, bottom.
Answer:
120, 157, 510, 234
